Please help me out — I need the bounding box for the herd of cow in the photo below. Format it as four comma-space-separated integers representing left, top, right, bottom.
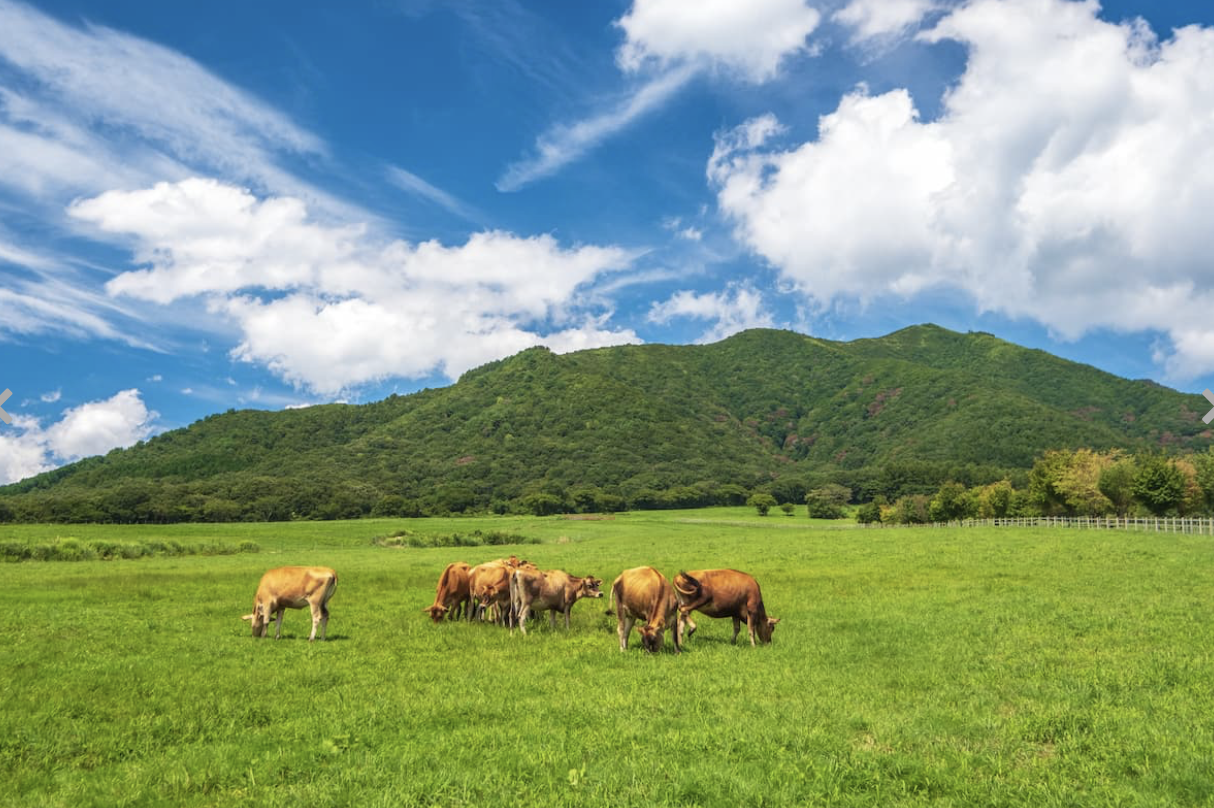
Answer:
241, 558, 779, 653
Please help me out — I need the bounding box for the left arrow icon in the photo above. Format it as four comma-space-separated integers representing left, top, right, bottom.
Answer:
0, 389, 11, 424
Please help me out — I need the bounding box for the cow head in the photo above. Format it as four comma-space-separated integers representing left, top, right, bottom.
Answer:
423, 605, 448, 623
638, 624, 664, 653
579, 576, 604, 599
242, 603, 269, 638
756, 616, 781, 644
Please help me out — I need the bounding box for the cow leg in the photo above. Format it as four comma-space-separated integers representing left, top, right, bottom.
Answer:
618, 616, 634, 651
731, 617, 742, 645
308, 602, 322, 642
518, 602, 530, 635
562, 606, 570, 630
745, 613, 757, 647
677, 612, 697, 645
318, 599, 331, 641
272, 608, 286, 640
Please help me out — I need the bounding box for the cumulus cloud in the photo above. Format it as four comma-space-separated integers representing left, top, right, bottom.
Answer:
833, 0, 941, 43
616, 0, 821, 82
648, 283, 774, 343
709, 0, 1214, 380
72, 178, 642, 394
0, 389, 157, 484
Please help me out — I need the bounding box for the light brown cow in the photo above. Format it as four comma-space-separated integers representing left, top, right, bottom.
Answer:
469, 557, 535, 626
241, 566, 337, 641
509, 567, 603, 634
673, 569, 780, 647
424, 561, 471, 623
608, 566, 681, 654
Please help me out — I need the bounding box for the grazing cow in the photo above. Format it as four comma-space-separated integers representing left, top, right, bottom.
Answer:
509, 567, 603, 634
608, 566, 681, 654
424, 561, 471, 623
673, 569, 780, 647
469, 557, 535, 625
241, 566, 337, 641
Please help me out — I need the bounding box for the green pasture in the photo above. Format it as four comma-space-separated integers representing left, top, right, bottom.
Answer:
3, 510, 1213, 807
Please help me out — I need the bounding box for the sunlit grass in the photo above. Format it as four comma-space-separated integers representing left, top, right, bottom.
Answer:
2, 512, 1213, 806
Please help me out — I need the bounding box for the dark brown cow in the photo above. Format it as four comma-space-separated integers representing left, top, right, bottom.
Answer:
424, 561, 471, 623
509, 567, 603, 634
241, 566, 337, 641
673, 569, 780, 647
608, 566, 681, 653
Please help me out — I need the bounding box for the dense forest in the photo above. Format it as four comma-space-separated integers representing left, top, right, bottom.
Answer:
2, 325, 1210, 523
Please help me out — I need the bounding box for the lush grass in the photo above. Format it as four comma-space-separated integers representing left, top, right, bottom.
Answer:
2, 510, 1213, 806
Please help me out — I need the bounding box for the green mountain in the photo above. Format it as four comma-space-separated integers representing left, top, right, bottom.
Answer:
3, 325, 1210, 522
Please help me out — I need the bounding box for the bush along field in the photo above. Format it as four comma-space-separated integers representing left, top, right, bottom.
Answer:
3, 509, 1213, 807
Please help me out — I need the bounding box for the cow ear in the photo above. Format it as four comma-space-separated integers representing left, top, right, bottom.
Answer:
768, 617, 781, 625
241, 613, 254, 622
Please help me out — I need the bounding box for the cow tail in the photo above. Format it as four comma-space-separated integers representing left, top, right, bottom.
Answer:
673, 571, 700, 598
509, 569, 521, 628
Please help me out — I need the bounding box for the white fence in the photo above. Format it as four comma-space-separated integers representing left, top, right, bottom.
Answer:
861, 516, 1214, 535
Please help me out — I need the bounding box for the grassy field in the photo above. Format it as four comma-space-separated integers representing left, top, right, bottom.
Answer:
3, 509, 1213, 807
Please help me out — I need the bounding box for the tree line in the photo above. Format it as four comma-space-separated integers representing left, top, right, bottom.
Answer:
4, 446, 1211, 525
852, 448, 1214, 525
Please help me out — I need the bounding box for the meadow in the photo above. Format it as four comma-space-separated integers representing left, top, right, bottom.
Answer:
2, 509, 1213, 807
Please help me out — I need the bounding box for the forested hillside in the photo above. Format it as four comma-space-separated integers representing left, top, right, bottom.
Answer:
2, 325, 1209, 522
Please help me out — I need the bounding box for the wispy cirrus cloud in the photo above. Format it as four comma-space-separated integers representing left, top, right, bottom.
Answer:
497, 63, 697, 192
386, 165, 483, 223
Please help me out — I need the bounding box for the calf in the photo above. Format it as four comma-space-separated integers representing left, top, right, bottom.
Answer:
241, 566, 337, 641
608, 566, 681, 654
509, 567, 603, 634
673, 569, 779, 647
424, 561, 471, 623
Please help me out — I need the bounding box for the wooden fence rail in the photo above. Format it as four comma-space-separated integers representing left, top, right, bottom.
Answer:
860, 516, 1214, 535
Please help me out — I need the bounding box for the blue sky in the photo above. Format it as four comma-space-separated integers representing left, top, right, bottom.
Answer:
2, 0, 1214, 484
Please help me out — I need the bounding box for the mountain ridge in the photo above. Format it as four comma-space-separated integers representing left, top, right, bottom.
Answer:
2, 324, 1209, 522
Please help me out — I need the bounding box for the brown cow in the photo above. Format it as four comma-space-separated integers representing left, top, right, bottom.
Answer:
241, 566, 337, 641
673, 569, 779, 647
509, 567, 603, 634
469, 557, 535, 626
424, 561, 471, 623
608, 566, 681, 653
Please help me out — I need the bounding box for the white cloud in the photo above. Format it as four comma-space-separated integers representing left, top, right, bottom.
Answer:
497, 64, 696, 191
649, 283, 774, 343
834, 0, 941, 43
0, 0, 370, 231
386, 165, 481, 222
76, 178, 642, 394
0, 1, 321, 176
499, 0, 821, 190
616, 0, 821, 82
0, 389, 157, 484
709, 0, 1214, 380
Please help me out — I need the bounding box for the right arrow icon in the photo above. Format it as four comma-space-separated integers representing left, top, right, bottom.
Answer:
1204, 389, 1214, 425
